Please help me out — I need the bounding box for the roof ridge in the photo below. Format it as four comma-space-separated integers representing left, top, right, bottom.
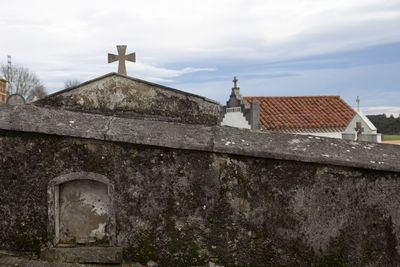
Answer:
37, 72, 220, 105
244, 95, 341, 99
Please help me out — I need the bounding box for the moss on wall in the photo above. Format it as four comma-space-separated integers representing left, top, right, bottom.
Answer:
34, 75, 221, 126
1, 131, 400, 266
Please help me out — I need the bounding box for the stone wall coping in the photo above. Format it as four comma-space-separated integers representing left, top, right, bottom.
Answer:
1, 104, 400, 173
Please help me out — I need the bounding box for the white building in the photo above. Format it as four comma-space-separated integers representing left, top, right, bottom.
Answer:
342, 112, 382, 143
221, 77, 381, 142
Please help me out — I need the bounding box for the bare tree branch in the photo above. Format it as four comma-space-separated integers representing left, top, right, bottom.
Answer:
1, 63, 47, 101
26, 85, 47, 102
64, 79, 81, 89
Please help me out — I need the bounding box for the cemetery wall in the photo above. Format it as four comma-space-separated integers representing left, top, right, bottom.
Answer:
1, 105, 400, 266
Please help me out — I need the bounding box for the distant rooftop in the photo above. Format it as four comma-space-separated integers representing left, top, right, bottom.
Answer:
244, 95, 355, 131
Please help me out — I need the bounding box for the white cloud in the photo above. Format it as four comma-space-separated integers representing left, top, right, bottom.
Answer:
125, 64, 216, 83
363, 106, 400, 114
0, 0, 400, 92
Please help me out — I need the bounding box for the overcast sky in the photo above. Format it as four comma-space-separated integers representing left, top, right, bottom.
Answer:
1, 0, 400, 113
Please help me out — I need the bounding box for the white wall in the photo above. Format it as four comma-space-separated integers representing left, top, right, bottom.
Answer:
221, 111, 251, 129
344, 112, 377, 134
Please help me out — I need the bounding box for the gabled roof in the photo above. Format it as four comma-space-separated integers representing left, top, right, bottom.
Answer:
244, 95, 355, 131
343, 111, 377, 134
356, 112, 377, 131
43, 72, 219, 105
34, 72, 221, 126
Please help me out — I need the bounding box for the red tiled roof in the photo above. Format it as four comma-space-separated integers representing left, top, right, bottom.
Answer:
244, 95, 355, 130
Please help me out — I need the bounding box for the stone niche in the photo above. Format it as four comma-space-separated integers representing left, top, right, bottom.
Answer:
47, 172, 116, 247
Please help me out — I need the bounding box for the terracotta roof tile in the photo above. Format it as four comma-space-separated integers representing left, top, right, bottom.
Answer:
244, 95, 355, 130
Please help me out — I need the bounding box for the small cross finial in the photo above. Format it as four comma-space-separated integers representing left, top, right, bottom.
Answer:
233, 76, 238, 88
356, 96, 360, 112
108, 45, 136, 75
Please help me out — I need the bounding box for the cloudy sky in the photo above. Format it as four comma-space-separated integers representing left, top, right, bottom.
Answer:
1, 0, 400, 113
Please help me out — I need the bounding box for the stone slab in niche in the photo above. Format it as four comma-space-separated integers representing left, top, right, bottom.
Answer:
59, 179, 110, 245
47, 172, 117, 247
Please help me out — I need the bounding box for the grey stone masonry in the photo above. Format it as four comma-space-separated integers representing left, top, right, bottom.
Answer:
1, 103, 400, 173
6, 94, 25, 106
3, 103, 400, 266
34, 73, 221, 126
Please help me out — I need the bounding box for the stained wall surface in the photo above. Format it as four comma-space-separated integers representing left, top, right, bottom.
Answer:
1, 131, 400, 266
34, 73, 221, 126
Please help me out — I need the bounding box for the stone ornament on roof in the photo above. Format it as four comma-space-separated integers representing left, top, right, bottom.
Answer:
230, 76, 243, 100
108, 45, 136, 75
6, 94, 25, 106
233, 76, 238, 89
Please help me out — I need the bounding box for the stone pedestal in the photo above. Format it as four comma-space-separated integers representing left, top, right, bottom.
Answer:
41, 246, 122, 264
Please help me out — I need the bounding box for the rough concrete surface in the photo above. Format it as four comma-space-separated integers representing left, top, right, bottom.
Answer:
0, 256, 121, 267
3, 101, 400, 266
1, 131, 400, 266
0, 251, 119, 267
41, 247, 122, 264
1, 103, 400, 172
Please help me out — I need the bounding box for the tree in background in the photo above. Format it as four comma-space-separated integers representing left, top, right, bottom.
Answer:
26, 84, 47, 102
64, 79, 81, 89
0, 63, 47, 102
367, 114, 400, 134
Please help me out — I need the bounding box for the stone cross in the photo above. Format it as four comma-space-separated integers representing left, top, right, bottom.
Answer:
233, 76, 238, 88
108, 45, 136, 75
356, 96, 360, 112
355, 121, 364, 141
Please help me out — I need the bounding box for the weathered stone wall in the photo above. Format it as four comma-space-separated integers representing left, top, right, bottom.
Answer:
1, 131, 400, 266
2, 105, 400, 266
34, 73, 221, 126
